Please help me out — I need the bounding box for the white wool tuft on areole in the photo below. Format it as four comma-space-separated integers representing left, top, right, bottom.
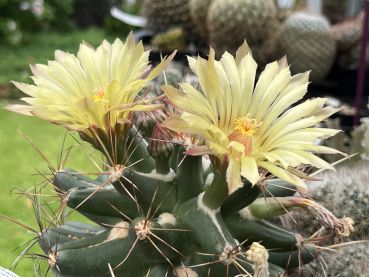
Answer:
107, 221, 129, 241
174, 267, 198, 277
157, 213, 176, 226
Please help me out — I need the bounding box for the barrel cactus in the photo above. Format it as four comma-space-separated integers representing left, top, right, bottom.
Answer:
277, 12, 336, 81
5, 34, 356, 276
331, 12, 369, 69
207, 0, 278, 61
322, 0, 348, 24
189, 0, 213, 41
141, 0, 192, 35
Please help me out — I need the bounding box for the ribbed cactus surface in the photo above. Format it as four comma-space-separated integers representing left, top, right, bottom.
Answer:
141, 0, 192, 34
207, 0, 277, 58
277, 12, 336, 81
189, 0, 213, 41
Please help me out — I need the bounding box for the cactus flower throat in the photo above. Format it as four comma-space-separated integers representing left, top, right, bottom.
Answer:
229, 115, 261, 157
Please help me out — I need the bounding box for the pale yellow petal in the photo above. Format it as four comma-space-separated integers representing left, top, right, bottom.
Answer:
239, 54, 257, 116
162, 84, 215, 123
146, 51, 176, 81
5, 104, 33, 116
226, 158, 243, 193
248, 61, 279, 117
235, 40, 252, 65
240, 156, 260, 185
254, 66, 291, 121
258, 161, 306, 188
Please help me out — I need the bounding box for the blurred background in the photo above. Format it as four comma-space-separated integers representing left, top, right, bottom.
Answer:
0, 0, 368, 275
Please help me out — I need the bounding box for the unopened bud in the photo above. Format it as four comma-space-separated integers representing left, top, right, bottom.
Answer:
148, 125, 174, 174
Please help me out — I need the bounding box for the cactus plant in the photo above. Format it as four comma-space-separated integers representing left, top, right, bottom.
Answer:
331, 12, 369, 69
322, 0, 348, 24
207, 0, 278, 61
276, 12, 336, 81
189, 0, 213, 41
151, 27, 188, 52
5, 34, 356, 276
141, 0, 192, 35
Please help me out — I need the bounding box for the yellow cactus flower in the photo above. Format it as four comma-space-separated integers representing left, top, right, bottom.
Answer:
7, 33, 174, 163
161, 43, 343, 192
7, 32, 174, 131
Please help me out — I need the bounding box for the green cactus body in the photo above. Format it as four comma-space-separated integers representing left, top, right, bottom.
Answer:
322, 0, 349, 24
141, 0, 192, 34
189, 0, 213, 41
152, 27, 188, 52
331, 12, 369, 69
207, 0, 277, 59
277, 12, 336, 81
328, 161, 369, 239
325, 242, 369, 277
38, 222, 105, 253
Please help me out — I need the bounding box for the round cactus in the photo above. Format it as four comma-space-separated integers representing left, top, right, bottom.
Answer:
322, 0, 348, 24
141, 0, 192, 34
331, 13, 363, 51
289, 161, 369, 240
325, 242, 369, 276
207, 0, 278, 59
151, 27, 188, 52
189, 0, 213, 41
277, 12, 336, 81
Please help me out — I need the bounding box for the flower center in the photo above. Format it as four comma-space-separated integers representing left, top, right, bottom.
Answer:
92, 87, 108, 103
233, 115, 261, 136
228, 115, 261, 156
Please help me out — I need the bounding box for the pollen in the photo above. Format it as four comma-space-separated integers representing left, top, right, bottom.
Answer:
233, 115, 261, 136
92, 88, 107, 103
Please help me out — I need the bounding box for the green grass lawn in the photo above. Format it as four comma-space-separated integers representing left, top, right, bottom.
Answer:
0, 27, 119, 276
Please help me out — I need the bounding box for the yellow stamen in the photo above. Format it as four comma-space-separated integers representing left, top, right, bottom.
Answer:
233, 115, 261, 136
92, 88, 107, 103
228, 115, 261, 156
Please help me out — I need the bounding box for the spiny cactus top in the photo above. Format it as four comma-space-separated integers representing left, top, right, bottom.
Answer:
162, 42, 343, 193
